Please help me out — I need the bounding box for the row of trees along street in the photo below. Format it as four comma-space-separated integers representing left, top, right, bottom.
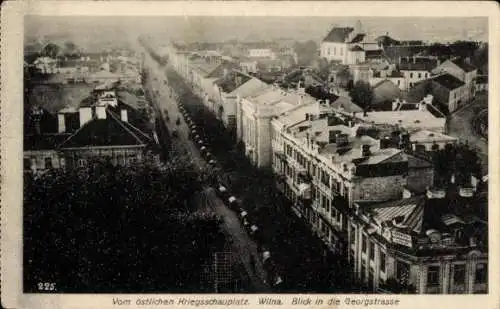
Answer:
24, 143, 226, 291
162, 65, 368, 293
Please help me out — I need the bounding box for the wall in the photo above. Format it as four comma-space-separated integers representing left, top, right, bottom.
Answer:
24, 150, 61, 171
352, 174, 406, 202
407, 166, 434, 193
321, 42, 347, 63
401, 70, 431, 87
256, 116, 273, 168
61, 146, 145, 169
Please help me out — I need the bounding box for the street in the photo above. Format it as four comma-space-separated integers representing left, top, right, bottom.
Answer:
142, 52, 271, 292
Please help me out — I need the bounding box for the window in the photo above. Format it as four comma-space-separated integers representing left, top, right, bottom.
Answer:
425, 73, 429, 78
362, 234, 367, 253
396, 260, 410, 285
397, 80, 401, 85
380, 252, 386, 272
454, 264, 466, 284
410, 73, 413, 78
427, 265, 440, 287
327, 48, 331, 56
418, 73, 422, 79
369, 242, 375, 261
475, 263, 487, 283
340, 48, 343, 56
44, 157, 53, 169
78, 159, 87, 168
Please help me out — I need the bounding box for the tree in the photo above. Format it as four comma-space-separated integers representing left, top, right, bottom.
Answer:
349, 80, 374, 111
63, 41, 79, 56
41, 43, 61, 59
24, 157, 225, 292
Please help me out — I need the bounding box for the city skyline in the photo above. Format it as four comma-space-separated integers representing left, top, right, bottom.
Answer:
26, 16, 488, 45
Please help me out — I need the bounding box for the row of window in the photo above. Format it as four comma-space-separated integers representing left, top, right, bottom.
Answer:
326, 46, 344, 57
358, 231, 487, 289
24, 155, 140, 170
408, 72, 429, 79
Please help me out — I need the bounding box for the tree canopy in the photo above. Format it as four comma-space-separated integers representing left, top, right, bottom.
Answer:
24, 157, 225, 292
41, 43, 61, 59
349, 80, 374, 111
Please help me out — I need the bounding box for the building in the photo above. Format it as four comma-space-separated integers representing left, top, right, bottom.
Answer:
398, 57, 438, 88
248, 48, 276, 59
212, 70, 253, 132
430, 74, 467, 113
432, 58, 477, 104
24, 86, 156, 173
239, 59, 259, 74
408, 129, 458, 152
238, 87, 315, 167
320, 21, 379, 65
349, 187, 488, 294
270, 103, 415, 255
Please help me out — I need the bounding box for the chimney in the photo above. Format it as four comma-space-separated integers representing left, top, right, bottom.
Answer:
96, 106, 107, 119
361, 144, 371, 157
57, 113, 66, 133
121, 109, 128, 122
79, 107, 92, 127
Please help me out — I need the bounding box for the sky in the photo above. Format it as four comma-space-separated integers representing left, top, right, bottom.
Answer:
25, 16, 488, 48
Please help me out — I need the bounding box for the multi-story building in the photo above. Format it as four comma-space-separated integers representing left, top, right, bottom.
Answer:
398, 57, 438, 89
349, 186, 488, 294
433, 58, 477, 103
215, 73, 270, 137
24, 86, 156, 173
238, 87, 315, 167
430, 74, 467, 113
270, 102, 428, 255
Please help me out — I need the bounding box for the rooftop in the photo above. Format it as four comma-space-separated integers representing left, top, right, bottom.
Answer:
399, 57, 438, 72
409, 129, 458, 143
432, 73, 465, 90
356, 109, 446, 131
451, 58, 477, 73
59, 109, 151, 149
228, 77, 270, 97
323, 27, 355, 43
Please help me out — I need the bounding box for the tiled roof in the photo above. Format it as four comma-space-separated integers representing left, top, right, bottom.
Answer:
399, 57, 438, 72
366, 196, 425, 232
59, 110, 150, 149
375, 35, 399, 46
451, 58, 477, 73
323, 27, 354, 43
383, 46, 427, 63
432, 74, 465, 90
331, 96, 363, 113
365, 50, 384, 59
350, 34, 366, 43
216, 71, 252, 93
349, 45, 364, 52
229, 77, 270, 97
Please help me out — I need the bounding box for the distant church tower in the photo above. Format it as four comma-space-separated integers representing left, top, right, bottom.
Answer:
355, 20, 363, 34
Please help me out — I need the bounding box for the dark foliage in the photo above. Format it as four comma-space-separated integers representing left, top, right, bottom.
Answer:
349, 81, 374, 111
24, 159, 225, 293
